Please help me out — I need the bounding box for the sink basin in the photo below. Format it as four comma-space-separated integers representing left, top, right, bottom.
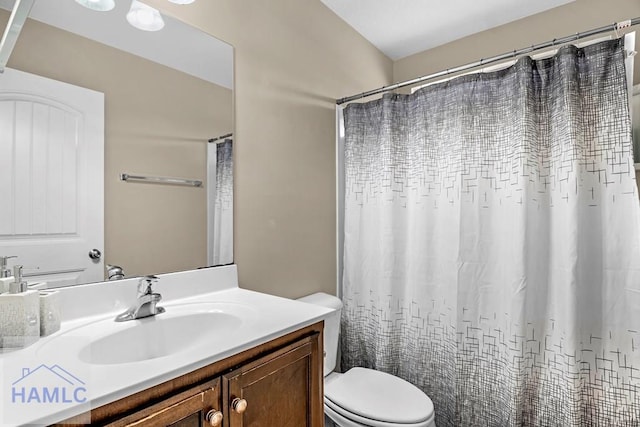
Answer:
79, 310, 240, 365
40, 302, 254, 365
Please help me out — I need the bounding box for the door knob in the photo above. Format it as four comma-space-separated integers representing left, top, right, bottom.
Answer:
231, 397, 248, 414
88, 249, 102, 260
205, 409, 223, 426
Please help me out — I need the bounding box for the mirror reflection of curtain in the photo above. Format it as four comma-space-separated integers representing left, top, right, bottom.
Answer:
208, 139, 233, 265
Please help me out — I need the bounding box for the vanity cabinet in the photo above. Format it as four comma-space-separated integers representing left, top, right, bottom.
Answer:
104, 379, 221, 427
224, 338, 317, 426
54, 322, 323, 427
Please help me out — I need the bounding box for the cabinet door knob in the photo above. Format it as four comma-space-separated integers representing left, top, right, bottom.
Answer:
206, 409, 223, 426
231, 397, 248, 414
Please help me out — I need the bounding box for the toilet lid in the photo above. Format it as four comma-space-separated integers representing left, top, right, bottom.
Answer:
324, 367, 434, 424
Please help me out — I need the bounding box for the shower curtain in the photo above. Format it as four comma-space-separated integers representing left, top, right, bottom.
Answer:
341, 39, 640, 426
210, 138, 233, 265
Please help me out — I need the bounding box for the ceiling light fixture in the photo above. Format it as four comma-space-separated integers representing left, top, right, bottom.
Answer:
74, 0, 115, 12
168, 0, 196, 4
126, 0, 165, 32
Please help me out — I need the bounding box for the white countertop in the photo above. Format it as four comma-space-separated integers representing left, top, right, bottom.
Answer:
0, 266, 331, 426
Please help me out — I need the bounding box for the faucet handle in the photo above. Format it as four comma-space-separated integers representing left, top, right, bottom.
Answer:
138, 275, 159, 294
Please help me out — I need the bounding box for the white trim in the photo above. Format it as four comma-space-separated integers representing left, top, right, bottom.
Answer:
0, 0, 35, 72
206, 143, 217, 266
336, 106, 345, 298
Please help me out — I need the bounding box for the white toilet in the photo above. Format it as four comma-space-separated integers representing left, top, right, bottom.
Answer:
298, 293, 436, 427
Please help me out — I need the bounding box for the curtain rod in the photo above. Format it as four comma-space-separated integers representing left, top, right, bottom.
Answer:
337, 18, 640, 105
208, 133, 233, 143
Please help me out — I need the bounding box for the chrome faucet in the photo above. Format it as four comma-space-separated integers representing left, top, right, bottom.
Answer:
115, 275, 165, 322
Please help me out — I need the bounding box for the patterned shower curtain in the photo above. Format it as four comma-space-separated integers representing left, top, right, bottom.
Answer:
212, 138, 233, 265
341, 39, 640, 426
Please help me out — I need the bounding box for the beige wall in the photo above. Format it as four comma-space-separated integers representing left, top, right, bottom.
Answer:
7, 0, 636, 298
149, 0, 640, 300
144, 0, 393, 298
1, 10, 233, 278
394, 0, 640, 85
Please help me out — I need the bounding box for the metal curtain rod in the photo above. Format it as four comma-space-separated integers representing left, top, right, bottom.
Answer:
208, 133, 233, 143
337, 18, 640, 105
120, 173, 202, 187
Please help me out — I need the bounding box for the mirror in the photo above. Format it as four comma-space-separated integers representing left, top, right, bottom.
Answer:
0, 0, 233, 287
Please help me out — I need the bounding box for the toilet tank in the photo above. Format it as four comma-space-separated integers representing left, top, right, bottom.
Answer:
297, 292, 342, 377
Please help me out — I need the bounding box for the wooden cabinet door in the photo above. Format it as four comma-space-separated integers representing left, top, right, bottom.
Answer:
223, 334, 323, 427
104, 378, 222, 427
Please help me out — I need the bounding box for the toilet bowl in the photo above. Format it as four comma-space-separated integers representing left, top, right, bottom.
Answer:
298, 293, 436, 427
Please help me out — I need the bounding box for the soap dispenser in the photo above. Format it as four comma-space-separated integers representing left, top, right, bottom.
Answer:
0, 256, 17, 294
9, 265, 28, 294
0, 265, 40, 349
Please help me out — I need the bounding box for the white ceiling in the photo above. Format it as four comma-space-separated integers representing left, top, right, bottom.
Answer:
0, 0, 233, 89
320, 0, 575, 60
